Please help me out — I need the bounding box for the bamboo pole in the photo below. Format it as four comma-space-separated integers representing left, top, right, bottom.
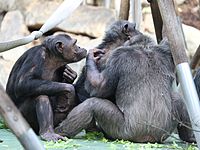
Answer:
157, 0, 200, 148
0, 84, 44, 150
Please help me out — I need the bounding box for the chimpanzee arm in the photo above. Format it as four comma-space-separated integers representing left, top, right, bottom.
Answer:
86, 49, 119, 98
16, 79, 74, 98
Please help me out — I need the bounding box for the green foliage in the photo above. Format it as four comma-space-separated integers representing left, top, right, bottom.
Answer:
82, 131, 105, 140
0, 117, 7, 129
42, 131, 198, 150
44, 139, 80, 149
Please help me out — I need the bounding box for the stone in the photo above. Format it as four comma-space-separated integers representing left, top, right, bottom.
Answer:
183, 24, 200, 58
0, 10, 30, 62
58, 5, 116, 38
0, 58, 14, 89
24, 0, 62, 28
175, 0, 186, 5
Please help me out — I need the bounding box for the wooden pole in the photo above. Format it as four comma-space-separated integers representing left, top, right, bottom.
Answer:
148, 0, 163, 43
0, 84, 44, 150
157, 0, 200, 148
119, 0, 130, 20
190, 45, 200, 70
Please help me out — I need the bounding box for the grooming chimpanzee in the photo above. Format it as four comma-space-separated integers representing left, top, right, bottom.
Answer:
6, 34, 87, 141
55, 32, 195, 143
75, 20, 140, 103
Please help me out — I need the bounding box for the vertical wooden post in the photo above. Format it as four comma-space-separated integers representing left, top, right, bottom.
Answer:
148, 0, 163, 43
190, 45, 200, 71
119, 0, 130, 20
0, 84, 44, 150
157, 0, 200, 148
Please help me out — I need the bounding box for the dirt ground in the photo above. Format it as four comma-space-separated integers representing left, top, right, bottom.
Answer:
178, 0, 200, 30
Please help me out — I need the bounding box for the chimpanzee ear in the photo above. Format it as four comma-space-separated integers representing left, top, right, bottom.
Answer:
123, 23, 129, 34
55, 41, 64, 53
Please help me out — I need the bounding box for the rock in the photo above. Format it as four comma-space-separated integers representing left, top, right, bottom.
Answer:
175, 0, 186, 5
58, 5, 116, 38
25, 0, 62, 29
25, 2, 116, 38
0, 58, 14, 89
0, 10, 31, 62
0, 0, 16, 11
183, 24, 200, 58
142, 7, 155, 34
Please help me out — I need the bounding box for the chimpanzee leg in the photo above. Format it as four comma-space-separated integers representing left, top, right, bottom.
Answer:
55, 97, 125, 139
171, 92, 196, 143
35, 95, 65, 141
18, 98, 39, 132
53, 88, 77, 127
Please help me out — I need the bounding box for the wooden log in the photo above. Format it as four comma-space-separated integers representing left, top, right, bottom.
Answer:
190, 45, 200, 70
157, 0, 188, 64
0, 84, 44, 150
148, 0, 163, 43
119, 0, 130, 20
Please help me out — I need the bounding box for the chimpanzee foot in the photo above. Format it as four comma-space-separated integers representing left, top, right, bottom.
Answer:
40, 131, 66, 142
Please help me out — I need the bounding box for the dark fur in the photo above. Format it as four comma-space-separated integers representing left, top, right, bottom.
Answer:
6, 34, 87, 141
194, 68, 200, 99
55, 33, 194, 143
75, 20, 140, 103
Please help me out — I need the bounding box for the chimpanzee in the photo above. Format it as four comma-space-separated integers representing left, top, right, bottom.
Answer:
6, 34, 87, 141
55, 32, 195, 143
75, 20, 140, 103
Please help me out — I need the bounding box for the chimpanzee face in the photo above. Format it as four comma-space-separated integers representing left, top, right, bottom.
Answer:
54, 35, 87, 63
62, 38, 87, 63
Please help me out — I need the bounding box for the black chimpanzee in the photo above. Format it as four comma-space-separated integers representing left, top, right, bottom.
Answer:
6, 34, 87, 141
75, 20, 140, 103
55, 32, 195, 143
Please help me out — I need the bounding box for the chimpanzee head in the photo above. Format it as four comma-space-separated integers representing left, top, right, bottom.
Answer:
43, 34, 87, 63
106, 20, 141, 41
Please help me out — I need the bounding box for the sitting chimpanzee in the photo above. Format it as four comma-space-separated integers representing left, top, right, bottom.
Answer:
6, 34, 87, 141
75, 20, 140, 103
55, 32, 195, 143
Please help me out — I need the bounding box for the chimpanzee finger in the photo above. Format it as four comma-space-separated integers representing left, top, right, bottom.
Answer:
93, 49, 105, 57
63, 69, 77, 80
64, 66, 77, 78
63, 72, 74, 83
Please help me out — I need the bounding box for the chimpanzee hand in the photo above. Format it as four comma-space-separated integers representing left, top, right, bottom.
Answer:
88, 48, 105, 64
63, 65, 77, 84
40, 130, 67, 142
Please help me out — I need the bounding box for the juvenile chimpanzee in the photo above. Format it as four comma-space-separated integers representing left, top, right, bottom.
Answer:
75, 20, 140, 103
6, 34, 87, 141
55, 32, 195, 143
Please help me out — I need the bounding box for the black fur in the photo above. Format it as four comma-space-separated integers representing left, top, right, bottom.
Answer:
6, 34, 87, 142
